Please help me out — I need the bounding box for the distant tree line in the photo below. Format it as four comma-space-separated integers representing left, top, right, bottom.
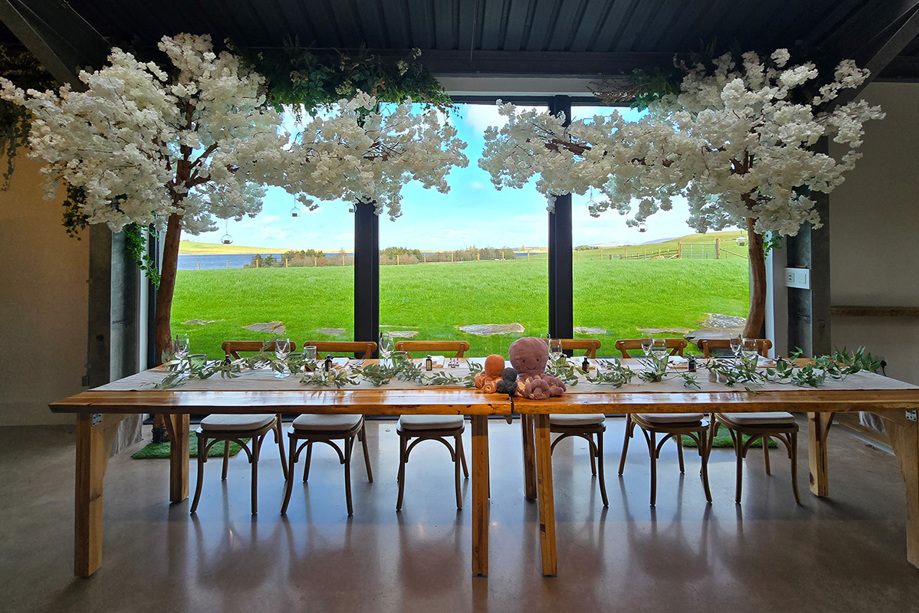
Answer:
246, 246, 517, 267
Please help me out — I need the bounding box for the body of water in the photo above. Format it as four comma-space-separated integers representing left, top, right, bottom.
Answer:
179, 254, 259, 270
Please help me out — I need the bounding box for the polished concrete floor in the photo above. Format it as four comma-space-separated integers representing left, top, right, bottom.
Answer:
2, 416, 918, 612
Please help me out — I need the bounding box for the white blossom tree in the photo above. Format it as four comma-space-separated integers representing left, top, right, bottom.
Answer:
285, 91, 468, 220
479, 50, 884, 338
0, 33, 290, 359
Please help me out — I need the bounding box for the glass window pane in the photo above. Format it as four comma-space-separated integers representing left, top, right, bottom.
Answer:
570, 105, 749, 355
379, 102, 549, 357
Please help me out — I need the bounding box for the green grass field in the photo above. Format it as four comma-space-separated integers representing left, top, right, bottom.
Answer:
172, 258, 749, 359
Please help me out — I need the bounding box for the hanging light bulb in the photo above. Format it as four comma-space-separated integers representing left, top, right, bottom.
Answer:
638, 221, 647, 233
220, 220, 233, 245
290, 205, 300, 218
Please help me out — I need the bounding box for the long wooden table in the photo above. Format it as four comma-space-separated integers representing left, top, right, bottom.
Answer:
51, 385, 507, 577
514, 385, 919, 575
50, 365, 919, 579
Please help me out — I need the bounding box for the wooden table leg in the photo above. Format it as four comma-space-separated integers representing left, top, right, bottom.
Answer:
534, 414, 557, 576
164, 414, 190, 502
808, 412, 834, 496
885, 413, 919, 568
74, 413, 125, 577
522, 414, 537, 500
471, 415, 489, 576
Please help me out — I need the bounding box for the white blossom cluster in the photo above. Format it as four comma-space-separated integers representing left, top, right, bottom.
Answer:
479, 49, 884, 236
285, 91, 468, 220
0, 34, 291, 234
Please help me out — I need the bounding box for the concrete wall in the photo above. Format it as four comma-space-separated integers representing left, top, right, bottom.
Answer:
0, 157, 88, 425
829, 82, 919, 385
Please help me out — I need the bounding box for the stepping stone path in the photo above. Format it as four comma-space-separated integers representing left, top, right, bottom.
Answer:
684, 313, 747, 346
457, 323, 525, 337
183, 319, 223, 325
638, 327, 693, 334
316, 328, 345, 336
388, 330, 419, 338
574, 327, 606, 335
243, 321, 286, 334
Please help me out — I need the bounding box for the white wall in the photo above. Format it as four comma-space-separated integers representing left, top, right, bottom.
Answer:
0, 157, 88, 425
829, 82, 919, 385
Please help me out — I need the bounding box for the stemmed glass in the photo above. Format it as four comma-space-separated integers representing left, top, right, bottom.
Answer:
729, 336, 742, 358
549, 338, 564, 366
650, 338, 668, 359
379, 332, 394, 367
174, 333, 189, 361
640, 337, 653, 357
274, 338, 291, 378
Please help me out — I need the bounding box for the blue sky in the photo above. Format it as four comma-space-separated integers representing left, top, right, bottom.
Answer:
194, 104, 715, 251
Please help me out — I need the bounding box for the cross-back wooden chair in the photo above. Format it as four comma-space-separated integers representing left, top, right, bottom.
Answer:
392, 340, 469, 510
700, 338, 799, 504
615, 338, 687, 358
302, 340, 376, 359
190, 340, 293, 514
394, 340, 470, 357
699, 338, 773, 358
281, 340, 376, 516
544, 338, 609, 506
615, 338, 712, 506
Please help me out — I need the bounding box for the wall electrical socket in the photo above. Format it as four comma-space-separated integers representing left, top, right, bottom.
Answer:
785, 267, 810, 289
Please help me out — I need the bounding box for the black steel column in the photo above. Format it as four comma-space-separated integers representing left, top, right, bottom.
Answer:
354, 201, 380, 356
786, 138, 832, 356
548, 95, 573, 340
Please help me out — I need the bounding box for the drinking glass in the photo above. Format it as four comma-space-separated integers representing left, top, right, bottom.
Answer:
640, 337, 653, 356
549, 338, 564, 365
304, 345, 317, 365
379, 332, 394, 366
174, 333, 189, 360
741, 338, 759, 368
729, 336, 742, 357
651, 338, 668, 359
274, 338, 291, 377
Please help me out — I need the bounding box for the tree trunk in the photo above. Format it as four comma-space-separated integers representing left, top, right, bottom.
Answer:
743, 217, 766, 339
154, 213, 183, 362
151, 213, 182, 443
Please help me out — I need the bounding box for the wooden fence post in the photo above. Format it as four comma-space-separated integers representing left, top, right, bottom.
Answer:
715, 239, 721, 259
197, 262, 200, 270
677, 242, 683, 259
284, 257, 288, 268
227, 261, 230, 269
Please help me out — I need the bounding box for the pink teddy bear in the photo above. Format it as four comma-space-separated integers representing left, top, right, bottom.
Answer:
508, 337, 566, 400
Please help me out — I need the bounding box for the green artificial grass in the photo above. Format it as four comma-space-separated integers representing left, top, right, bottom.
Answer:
172, 257, 749, 359
680, 433, 778, 449
131, 437, 247, 459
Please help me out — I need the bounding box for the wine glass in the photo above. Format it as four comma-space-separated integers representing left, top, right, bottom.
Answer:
549, 338, 564, 365
640, 337, 653, 356
274, 338, 291, 377
729, 336, 742, 358
651, 339, 668, 359
174, 333, 189, 361
379, 332, 394, 367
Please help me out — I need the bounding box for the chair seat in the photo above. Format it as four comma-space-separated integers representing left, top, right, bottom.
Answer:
549, 413, 606, 426
292, 413, 362, 432
720, 412, 796, 426
398, 415, 464, 430
636, 412, 705, 425
199, 413, 275, 431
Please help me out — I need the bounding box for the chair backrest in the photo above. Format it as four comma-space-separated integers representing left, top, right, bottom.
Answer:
614, 338, 686, 358
700, 338, 772, 358
222, 340, 297, 359
542, 338, 601, 358
395, 340, 470, 357
302, 341, 376, 359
